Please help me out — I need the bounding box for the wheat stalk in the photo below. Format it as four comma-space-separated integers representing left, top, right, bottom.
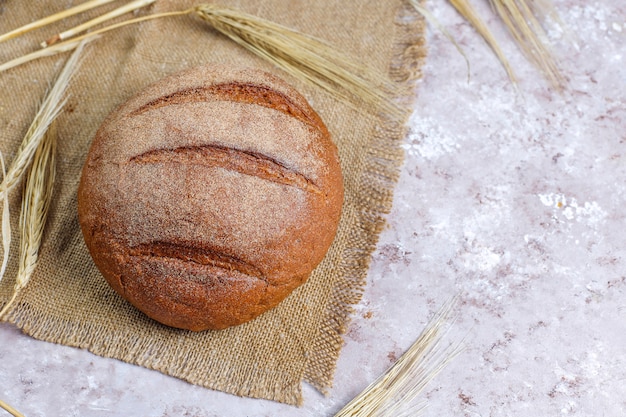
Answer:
334, 297, 463, 417
192, 4, 402, 117
42, 0, 156, 47
449, 0, 563, 88
447, 0, 517, 84
0, 0, 117, 44
1, 4, 403, 118
0, 5, 191, 74
0, 121, 57, 319
0, 118, 57, 319
490, 0, 564, 88
0, 153, 11, 286
0, 44, 84, 319
0, 42, 85, 197
409, 0, 562, 88
0, 10, 187, 75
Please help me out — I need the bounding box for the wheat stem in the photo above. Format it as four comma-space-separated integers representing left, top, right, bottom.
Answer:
42, 0, 157, 47
0, 399, 25, 417
0, 0, 117, 44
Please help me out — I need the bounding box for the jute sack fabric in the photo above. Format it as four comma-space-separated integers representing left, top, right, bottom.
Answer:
0, 0, 425, 405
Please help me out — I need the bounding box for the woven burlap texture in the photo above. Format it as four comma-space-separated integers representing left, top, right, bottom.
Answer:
0, 0, 425, 405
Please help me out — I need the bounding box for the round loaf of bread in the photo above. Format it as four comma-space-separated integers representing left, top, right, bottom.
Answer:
77, 65, 343, 331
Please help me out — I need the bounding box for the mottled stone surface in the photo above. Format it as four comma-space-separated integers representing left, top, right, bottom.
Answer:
1, 0, 625, 415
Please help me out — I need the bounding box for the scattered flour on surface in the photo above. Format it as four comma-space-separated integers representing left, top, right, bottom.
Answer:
402, 116, 460, 160
461, 245, 502, 272
538, 193, 607, 225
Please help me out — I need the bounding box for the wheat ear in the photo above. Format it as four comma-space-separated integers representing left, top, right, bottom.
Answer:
0, 42, 85, 198
192, 4, 402, 118
0, 121, 57, 319
0, 44, 84, 319
0, 119, 57, 319
334, 297, 463, 417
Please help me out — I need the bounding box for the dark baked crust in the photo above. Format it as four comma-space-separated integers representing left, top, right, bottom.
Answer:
77, 65, 343, 331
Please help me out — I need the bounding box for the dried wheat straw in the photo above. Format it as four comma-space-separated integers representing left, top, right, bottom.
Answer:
334, 297, 463, 417
0, 0, 116, 44
0, 37, 95, 74
0, 7, 186, 74
43, 0, 156, 47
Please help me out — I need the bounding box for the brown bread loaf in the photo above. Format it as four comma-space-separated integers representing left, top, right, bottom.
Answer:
77, 65, 344, 331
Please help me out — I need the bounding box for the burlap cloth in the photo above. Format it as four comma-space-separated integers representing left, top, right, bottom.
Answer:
0, 0, 425, 405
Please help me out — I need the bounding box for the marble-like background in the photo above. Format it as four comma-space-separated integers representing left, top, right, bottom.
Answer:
1, 0, 625, 415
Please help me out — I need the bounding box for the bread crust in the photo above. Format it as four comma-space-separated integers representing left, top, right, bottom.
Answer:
77, 65, 343, 331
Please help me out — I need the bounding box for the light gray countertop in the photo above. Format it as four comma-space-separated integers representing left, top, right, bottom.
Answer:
1, 0, 625, 415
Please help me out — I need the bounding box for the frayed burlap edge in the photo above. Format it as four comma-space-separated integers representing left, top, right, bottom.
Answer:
303, 2, 428, 394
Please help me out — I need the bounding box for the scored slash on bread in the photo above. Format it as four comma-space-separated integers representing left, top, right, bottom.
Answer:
127, 240, 265, 280
78, 65, 344, 331
127, 82, 327, 131
129, 144, 323, 195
